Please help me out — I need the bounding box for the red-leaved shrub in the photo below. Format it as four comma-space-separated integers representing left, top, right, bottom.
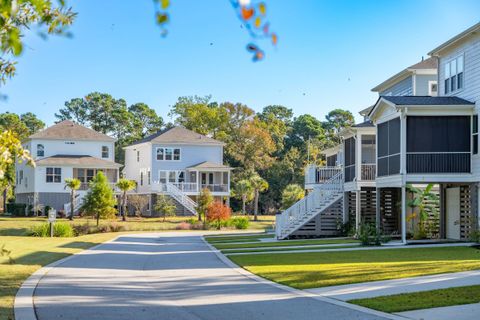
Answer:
206, 202, 232, 229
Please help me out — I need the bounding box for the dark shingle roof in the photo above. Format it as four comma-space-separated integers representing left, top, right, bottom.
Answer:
29, 120, 115, 141
36, 155, 122, 168
129, 126, 224, 146
382, 96, 474, 106
353, 120, 374, 128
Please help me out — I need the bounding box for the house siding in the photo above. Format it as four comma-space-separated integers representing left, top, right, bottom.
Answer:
438, 32, 480, 180
415, 74, 437, 96
380, 76, 413, 96
150, 144, 223, 182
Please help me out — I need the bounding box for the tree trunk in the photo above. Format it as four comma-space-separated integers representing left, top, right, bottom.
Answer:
2, 188, 7, 214
254, 190, 259, 221
69, 190, 75, 221
122, 191, 127, 222
96, 213, 100, 227
242, 196, 246, 215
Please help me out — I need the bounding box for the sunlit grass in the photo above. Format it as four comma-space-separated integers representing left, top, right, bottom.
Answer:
229, 247, 480, 289
212, 238, 358, 250
350, 285, 480, 313
0, 233, 119, 320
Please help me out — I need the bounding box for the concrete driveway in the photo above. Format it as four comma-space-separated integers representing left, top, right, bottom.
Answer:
34, 233, 388, 320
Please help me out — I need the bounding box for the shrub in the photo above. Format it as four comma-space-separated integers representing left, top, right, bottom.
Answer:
176, 222, 192, 230
6, 203, 33, 216
73, 223, 93, 236
206, 202, 232, 230
29, 222, 74, 237
230, 216, 249, 230
97, 223, 126, 233
358, 223, 389, 246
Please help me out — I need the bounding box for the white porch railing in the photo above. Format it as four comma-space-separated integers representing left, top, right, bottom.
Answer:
171, 182, 198, 192
277, 171, 344, 239
63, 193, 84, 217
305, 164, 342, 186
360, 164, 376, 181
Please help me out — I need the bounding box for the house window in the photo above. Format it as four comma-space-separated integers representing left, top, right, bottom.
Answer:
444, 55, 464, 94
178, 171, 185, 183
474, 115, 478, 155
86, 169, 95, 182
77, 169, 85, 183
19, 170, 23, 185
37, 144, 44, 157
168, 171, 176, 183
46, 167, 61, 183
137, 151, 140, 162
159, 171, 167, 183
156, 147, 181, 161
140, 171, 144, 186
428, 81, 438, 96
102, 146, 109, 158
147, 170, 151, 185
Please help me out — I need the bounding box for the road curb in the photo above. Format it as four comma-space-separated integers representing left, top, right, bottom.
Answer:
14, 236, 121, 320
202, 238, 410, 320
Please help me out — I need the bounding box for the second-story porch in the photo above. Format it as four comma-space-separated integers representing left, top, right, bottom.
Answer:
152, 161, 231, 196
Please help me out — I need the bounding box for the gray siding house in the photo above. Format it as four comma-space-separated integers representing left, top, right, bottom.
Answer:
123, 126, 231, 216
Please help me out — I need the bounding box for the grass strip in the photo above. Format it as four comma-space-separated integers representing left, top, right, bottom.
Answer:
222, 245, 359, 254
349, 285, 480, 313
213, 238, 359, 250
229, 246, 480, 289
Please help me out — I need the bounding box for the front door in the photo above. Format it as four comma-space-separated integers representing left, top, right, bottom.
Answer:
446, 187, 461, 240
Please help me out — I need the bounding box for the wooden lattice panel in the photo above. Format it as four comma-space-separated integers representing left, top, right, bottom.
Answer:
360, 187, 376, 224
380, 188, 401, 236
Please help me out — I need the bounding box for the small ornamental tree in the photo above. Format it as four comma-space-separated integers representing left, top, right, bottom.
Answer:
206, 202, 232, 230
116, 178, 136, 221
81, 172, 117, 226
128, 195, 149, 217
64, 178, 81, 220
281, 184, 304, 209
197, 188, 213, 223
154, 194, 177, 222
233, 179, 254, 215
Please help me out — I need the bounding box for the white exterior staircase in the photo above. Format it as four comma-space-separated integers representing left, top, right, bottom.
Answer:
63, 193, 85, 217
161, 183, 198, 215
276, 171, 344, 240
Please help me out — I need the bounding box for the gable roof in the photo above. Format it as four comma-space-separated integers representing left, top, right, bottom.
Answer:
381, 96, 474, 106
36, 155, 122, 168
429, 22, 480, 56
352, 120, 374, 128
29, 120, 115, 142
371, 57, 438, 93
128, 126, 224, 146
368, 95, 475, 119
187, 161, 231, 170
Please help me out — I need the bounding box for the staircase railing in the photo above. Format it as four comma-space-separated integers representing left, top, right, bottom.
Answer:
276, 171, 343, 239
166, 183, 198, 215
63, 194, 84, 217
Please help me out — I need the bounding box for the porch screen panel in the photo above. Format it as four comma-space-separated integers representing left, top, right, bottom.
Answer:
407, 116, 470, 173
377, 117, 400, 177
327, 155, 337, 167
344, 137, 355, 182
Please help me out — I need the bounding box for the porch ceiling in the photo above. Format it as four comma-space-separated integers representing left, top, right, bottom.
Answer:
36, 155, 122, 168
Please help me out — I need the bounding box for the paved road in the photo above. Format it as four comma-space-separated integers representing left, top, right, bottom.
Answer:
34, 233, 388, 320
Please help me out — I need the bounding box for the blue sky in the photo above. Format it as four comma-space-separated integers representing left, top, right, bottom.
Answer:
1, 0, 479, 125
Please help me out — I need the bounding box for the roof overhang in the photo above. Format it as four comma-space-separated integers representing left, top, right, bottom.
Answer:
429, 22, 480, 56
371, 69, 410, 93
321, 144, 341, 156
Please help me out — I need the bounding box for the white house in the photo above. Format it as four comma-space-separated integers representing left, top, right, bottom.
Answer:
15, 120, 122, 213
123, 126, 231, 216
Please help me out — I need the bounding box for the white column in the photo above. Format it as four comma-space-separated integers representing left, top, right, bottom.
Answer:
401, 185, 407, 244
356, 134, 362, 181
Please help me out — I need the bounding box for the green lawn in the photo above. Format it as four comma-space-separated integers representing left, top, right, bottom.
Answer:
212, 238, 359, 250
0, 233, 119, 320
229, 246, 480, 289
222, 244, 359, 254
349, 285, 480, 313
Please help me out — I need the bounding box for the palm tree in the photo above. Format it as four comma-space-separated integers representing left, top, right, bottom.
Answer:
233, 179, 253, 216
250, 173, 269, 221
64, 178, 81, 221
116, 178, 137, 221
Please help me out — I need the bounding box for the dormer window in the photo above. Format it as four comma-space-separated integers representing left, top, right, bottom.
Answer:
444, 55, 464, 94
37, 144, 44, 157
102, 146, 109, 158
